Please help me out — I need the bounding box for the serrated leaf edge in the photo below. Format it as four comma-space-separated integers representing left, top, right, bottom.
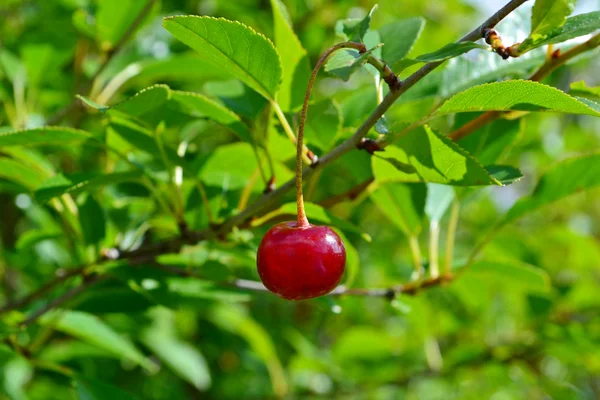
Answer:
437, 79, 600, 116
163, 15, 283, 100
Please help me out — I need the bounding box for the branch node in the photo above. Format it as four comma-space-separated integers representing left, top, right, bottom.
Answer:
383, 73, 402, 91
552, 48, 561, 59
358, 138, 384, 155
384, 289, 396, 301
263, 176, 276, 194
307, 150, 319, 166
483, 28, 513, 60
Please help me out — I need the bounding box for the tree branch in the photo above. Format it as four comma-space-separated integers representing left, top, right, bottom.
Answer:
151, 263, 454, 298
21, 275, 107, 326
0, 265, 88, 314
6, 0, 531, 320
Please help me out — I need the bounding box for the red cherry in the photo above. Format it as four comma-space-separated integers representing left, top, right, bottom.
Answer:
257, 221, 346, 300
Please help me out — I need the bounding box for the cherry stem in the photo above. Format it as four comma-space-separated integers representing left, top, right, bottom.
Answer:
295, 41, 366, 228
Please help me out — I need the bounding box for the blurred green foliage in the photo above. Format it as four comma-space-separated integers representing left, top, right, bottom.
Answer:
1, 0, 600, 399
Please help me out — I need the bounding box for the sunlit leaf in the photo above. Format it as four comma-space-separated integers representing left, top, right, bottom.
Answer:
519, 11, 600, 52
393, 42, 488, 73
530, 0, 576, 40
335, 5, 378, 42
325, 45, 382, 81
437, 80, 600, 117
373, 126, 521, 186
163, 16, 282, 101
0, 158, 46, 190
0, 127, 96, 147
570, 80, 600, 99
379, 17, 425, 65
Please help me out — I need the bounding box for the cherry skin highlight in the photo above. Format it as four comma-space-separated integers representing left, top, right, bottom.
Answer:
257, 222, 346, 300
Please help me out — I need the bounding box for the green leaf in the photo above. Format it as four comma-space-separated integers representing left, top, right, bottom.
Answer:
34, 171, 143, 203
0, 127, 95, 147
333, 326, 395, 363
96, 0, 153, 50
163, 16, 282, 101
416, 42, 489, 62
198, 143, 259, 190
370, 182, 426, 236
379, 17, 425, 65
337, 230, 360, 287
40, 310, 155, 371
209, 305, 287, 397
335, 5, 378, 42
576, 96, 600, 113
108, 119, 182, 165
456, 118, 523, 165
303, 99, 342, 150
0, 147, 55, 177
16, 230, 61, 250
393, 42, 488, 73
40, 341, 113, 363
141, 308, 211, 390
570, 80, 600, 98
78, 194, 106, 246
324, 45, 382, 81
270, 0, 310, 111
199, 142, 293, 190
425, 184, 455, 223
519, 11, 600, 52
129, 54, 228, 87
168, 90, 252, 143
77, 95, 109, 112
0, 158, 46, 190
0, 49, 25, 84
436, 80, 600, 117
21, 44, 59, 88
373, 126, 518, 186
441, 52, 543, 99
504, 154, 600, 224
485, 165, 523, 185
204, 80, 268, 119
468, 260, 550, 293
530, 0, 576, 40
74, 376, 137, 400
109, 84, 171, 117
3, 357, 32, 400
164, 278, 252, 303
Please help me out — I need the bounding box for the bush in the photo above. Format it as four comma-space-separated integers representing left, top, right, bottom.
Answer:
1, 0, 599, 398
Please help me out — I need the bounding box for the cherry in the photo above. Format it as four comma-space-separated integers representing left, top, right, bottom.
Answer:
257, 222, 346, 300
255, 42, 362, 300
